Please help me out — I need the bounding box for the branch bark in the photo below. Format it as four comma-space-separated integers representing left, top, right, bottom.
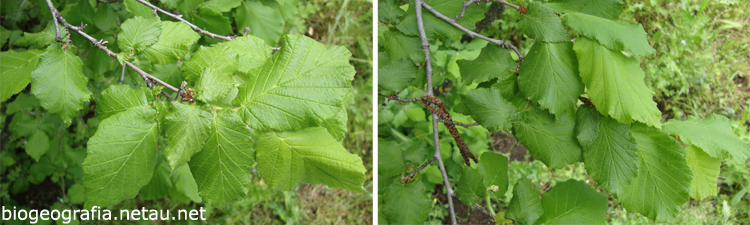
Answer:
47, 7, 179, 92
415, 0, 458, 224
420, 1, 525, 61
402, 157, 436, 183
437, 118, 479, 128
44, 0, 62, 42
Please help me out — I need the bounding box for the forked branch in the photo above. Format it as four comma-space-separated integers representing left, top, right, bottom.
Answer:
134, 0, 236, 41
402, 157, 437, 183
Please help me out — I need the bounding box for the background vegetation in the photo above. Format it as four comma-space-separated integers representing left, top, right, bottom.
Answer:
0, 0, 372, 224
378, 0, 748, 223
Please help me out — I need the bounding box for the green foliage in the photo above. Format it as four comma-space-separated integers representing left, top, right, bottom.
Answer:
1, 0, 368, 217
378, 0, 750, 223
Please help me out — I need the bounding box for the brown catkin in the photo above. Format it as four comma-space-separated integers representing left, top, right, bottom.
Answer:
422, 94, 479, 166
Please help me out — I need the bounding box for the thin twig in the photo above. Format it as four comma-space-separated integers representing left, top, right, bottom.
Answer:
43, 0, 62, 42
415, 0, 458, 224
402, 157, 437, 183
385, 95, 422, 103
454, 0, 494, 21
160, 90, 175, 101
496, 0, 521, 12
119, 64, 126, 84
420, 1, 525, 62
437, 118, 479, 128
472, 204, 496, 219
52, 11, 179, 92
133, 0, 235, 41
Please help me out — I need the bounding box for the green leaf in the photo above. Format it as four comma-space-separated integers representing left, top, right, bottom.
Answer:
507, 178, 543, 225
404, 140, 429, 165
31, 44, 92, 126
236, 1, 284, 45
95, 85, 151, 120
573, 38, 661, 128
518, 42, 582, 117
575, 105, 638, 196
118, 16, 161, 52
24, 22, 68, 48
0, 49, 44, 102
68, 183, 85, 204
621, 123, 692, 222
379, 0, 405, 24
25, 130, 49, 162
124, 0, 155, 18
514, 108, 582, 169
456, 166, 486, 205
139, 161, 173, 200
381, 30, 424, 64
457, 45, 516, 85
169, 164, 203, 203
94, 5, 119, 32
662, 114, 750, 164
397, 0, 486, 39
223, 35, 272, 74
151, 63, 185, 88
195, 68, 234, 103
176, 0, 203, 15
83, 106, 158, 208
519, 2, 569, 43
383, 181, 431, 224
686, 145, 720, 200
183, 44, 238, 82
563, 13, 655, 56
202, 0, 242, 12
378, 139, 407, 177
462, 87, 518, 131
189, 109, 255, 207
164, 102, 213, 171
478, 152, 508, 199
61, 0, 95, 27
544, 0, 623, 20
378, 59, 419, 95
187, 7, 232, 35
538, 180, 608, 224
256, 127, 366, 192
142, 21, 200, 64
235, 35, 354, 133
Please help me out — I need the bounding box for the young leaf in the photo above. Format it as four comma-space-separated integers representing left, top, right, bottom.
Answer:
519, 2, 570, 43
235, 35, 354, 133
164, 102, 213, 171
507, 178, 543, 225
562, 13, 655, 56
223, 35, 272, 74
96, 85, 152, 120
383, 181, 431, 224
514, 109, 583, 168
662, 114, 750, 164
575, 105, 638, 196
236, 1, 284, 45
183, 44, 238, 82
544, 0, 623, 20
378, 139, 407, 177
23, 22, 69, 48
25, 130, 49, 162
456, 166, 486, 204
457, 45, 516, 85
189, 109, 255, 207
379, 59, 419, 95
621, 123, 692, 222
117, 16, 162, 52
256, 127, 366, 192
397, 0, 486, 39
31, 44, 92, 126
462, 87, 518, 131
518, 42, 582, 118
686, 145, 720, 200
478, 152, 509, 199
142, 21, 200, 64
573, 38, 661, 128
537, 180, 608, 224
0, 49, 44, 102
82, 106, 158, 208
195, 68, 234, 103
